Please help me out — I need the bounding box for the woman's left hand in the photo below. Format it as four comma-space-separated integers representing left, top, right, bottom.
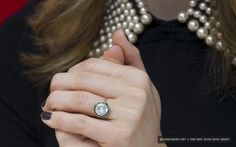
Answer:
42, 31, 164, 147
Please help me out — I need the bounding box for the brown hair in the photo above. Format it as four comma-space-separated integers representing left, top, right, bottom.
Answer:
21, 0, 236, 93
21, 0, 106, 86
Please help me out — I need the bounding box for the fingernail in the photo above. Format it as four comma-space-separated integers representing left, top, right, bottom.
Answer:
41, 112, 52, 120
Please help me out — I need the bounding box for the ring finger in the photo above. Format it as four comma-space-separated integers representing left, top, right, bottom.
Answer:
43, 90, 118, 120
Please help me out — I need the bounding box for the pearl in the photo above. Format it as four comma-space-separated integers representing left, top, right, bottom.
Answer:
127, 32, 138, 43
187, 8, 194, 15
93, 41, 99, 47
88, 50, 94, 57
188, 20, 199, 32
109, 20, 114, 25
90, 0, 236, 67
206, 7, 212, 14
120, 3, 126, 10
124, 28, 131, 34
205, 35, 215, 46
210, 16, 216, 23
129, 9, 136, 16
210, 28, 217, 35
215, 22, 221, 28
107, 33, 112, 38
111, 26, 116, 32
232, 57, 236, 66
114, 17, 119, 23
133, 23, 144, 34
107, 38, 112, 44
126, 2, 133, 9
101, 44, 108, 51
120, 14, 125, 21
116, 8, 122, 14
133, 15, 140, 23
126, 16, 132, 22
95, 48, 102, 56
178, 12, 188, 23
197, 28, 208, 39
124, 9, 129, 16
189, 0, 197, 7
217, 32, 223, 39
100, 29, 105, 35
112, 11, 117, 17
193, 10, 201, 18
204, 22, 211, 29
141, 14, 152, 25
137, 1, 144, 8
100, 35, 106, 42
108, 44, 113, 48
116, 23, 122, 29
122, 22, 128, 28
199, 2, 207, 10
140, 7, 147, 14
199, 15, 207, 23
216, 41, 224, 50
128, 22, 135, 29
225, 50, 231, 55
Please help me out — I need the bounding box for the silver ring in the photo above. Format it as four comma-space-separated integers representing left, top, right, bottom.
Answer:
94, 99, 110, 119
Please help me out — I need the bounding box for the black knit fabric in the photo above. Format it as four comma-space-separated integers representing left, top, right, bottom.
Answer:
0, 2, 235, 147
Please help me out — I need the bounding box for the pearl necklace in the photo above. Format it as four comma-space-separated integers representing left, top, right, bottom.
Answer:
88, 0, 236, 66
88, 0, 152, 57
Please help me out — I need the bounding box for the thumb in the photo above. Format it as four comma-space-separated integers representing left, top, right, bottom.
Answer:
101, 45, 125, 65
112, 30, 146, 71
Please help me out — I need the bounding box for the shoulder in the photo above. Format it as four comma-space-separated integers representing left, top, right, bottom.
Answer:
0, 1, 42, 144
0, 0, 39, 62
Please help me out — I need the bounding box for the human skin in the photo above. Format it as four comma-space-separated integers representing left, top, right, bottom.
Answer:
42, 30, 166, 147
145, 0, 190, 20
39, 0, 192, 147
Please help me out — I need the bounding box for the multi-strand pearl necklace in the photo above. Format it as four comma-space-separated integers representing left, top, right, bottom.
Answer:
88, 0, 236, 66
88, 0, 152, 57
178, 0, 236, 66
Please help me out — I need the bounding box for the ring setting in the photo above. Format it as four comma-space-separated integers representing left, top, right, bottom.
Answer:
94, 99, 110, 119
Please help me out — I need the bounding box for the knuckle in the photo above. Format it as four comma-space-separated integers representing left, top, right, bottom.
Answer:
78, 72, 91, 86
74, 91, 90, 106
138, 71, 150, 87
82, 58, 98, 71
68, 64, 78, 73
46, 91, 60, 110
127, 108, 142, 122
50, 73, 63, 91
129, 87, 148, 102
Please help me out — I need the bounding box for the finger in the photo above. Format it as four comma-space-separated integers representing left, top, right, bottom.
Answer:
56, 130, 100, 147
101, 45, 125, 65
112, 30, 146, 71
50, 72, 128, 99
43, 90, 118, 119
68, 58, 126, 78
68, 58, 145, 87
41, 111, 115, 143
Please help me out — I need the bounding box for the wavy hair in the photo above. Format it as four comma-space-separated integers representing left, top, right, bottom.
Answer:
21, 0, 236, 95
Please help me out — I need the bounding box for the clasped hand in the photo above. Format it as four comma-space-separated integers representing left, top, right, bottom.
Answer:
42, 30, 165, 147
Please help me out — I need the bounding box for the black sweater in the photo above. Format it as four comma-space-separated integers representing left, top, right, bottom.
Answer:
0, 2, 235, 147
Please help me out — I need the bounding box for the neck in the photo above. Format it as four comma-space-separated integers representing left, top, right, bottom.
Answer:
144, 0, 190, 21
